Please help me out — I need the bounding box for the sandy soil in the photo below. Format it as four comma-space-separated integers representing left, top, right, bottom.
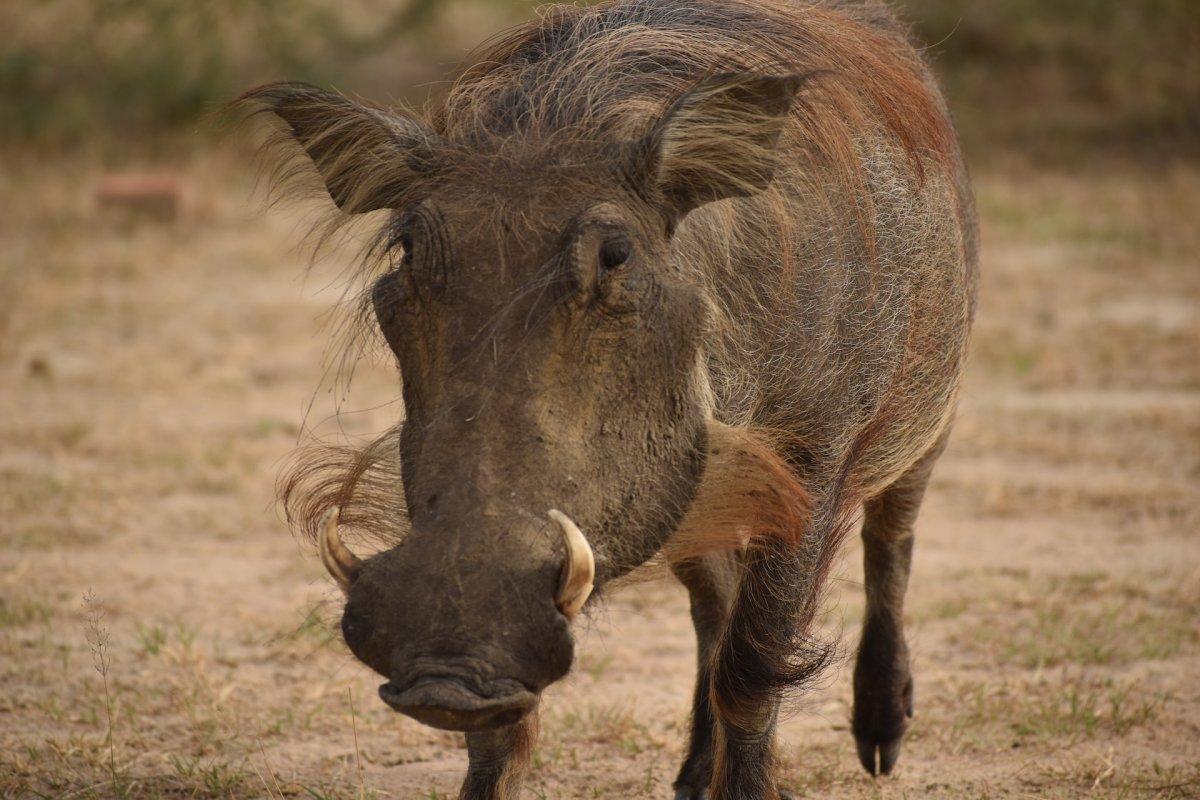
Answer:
1, 149, 1197, 799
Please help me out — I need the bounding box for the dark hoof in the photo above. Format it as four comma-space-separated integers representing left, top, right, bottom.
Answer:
856, 736, 876, 776
855, 736, 902, 777
853, 617, 913, 778
673, 752, 712, 800
851, 675, 911, 777
879, 739, 902, 774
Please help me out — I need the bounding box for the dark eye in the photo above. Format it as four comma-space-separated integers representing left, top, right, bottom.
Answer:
387, 225, 414, 267
598, 235, 632, 272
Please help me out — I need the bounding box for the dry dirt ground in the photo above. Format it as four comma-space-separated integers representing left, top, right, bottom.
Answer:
1, 149, 1197, 799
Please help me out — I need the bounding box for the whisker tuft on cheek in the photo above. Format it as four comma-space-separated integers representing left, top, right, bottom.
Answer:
278, 424, 411, 554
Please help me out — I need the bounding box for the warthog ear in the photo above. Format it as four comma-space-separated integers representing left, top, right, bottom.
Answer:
637, 72, 807, 220
238, 82, 442, 214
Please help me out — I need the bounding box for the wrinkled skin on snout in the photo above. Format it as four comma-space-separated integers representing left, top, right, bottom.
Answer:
341, 527, 570, 731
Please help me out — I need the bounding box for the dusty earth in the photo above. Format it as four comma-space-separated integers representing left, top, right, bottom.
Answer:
1, 148, 1197, 799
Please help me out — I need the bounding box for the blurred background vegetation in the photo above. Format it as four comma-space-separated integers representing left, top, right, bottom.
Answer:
2, 0, 1198, 163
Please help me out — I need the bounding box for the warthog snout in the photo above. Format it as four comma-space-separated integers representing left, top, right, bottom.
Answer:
328, 507, 582, 730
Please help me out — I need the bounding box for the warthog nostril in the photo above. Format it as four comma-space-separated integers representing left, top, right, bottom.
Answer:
378, 681, 405, 706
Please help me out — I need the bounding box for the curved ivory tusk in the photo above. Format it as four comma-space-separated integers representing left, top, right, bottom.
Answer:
548, 509, 595, 618
319, 506, 363, 596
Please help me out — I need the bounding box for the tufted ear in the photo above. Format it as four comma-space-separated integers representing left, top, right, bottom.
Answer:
238, 82, 442, 214
637, 72, 807, 220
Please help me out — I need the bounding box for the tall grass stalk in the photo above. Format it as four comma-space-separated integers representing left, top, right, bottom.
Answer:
82, 590, 127, 799
348, 687, 367, 799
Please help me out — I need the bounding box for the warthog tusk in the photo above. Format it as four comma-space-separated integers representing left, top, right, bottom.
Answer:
319, 506, 362, 596
548, 509, 594, 618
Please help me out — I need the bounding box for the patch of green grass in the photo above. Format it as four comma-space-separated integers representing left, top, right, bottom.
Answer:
950, 673, 1165, 748
577, 652, 615, 679
0, 467, 69, 515
961, 572, 1200, 668
552, 700, 659, 756
168, 754, 258, 796
979, 190, 1162, 253
1025, 756, 1200, 799
137, 624, 168, 657
918, 596, 970, 622
253, 417, 300, 439
268, 604, 340, 656
1013, 679, 1164, 739
5, 520, 102, 550
0, 596, 53, 628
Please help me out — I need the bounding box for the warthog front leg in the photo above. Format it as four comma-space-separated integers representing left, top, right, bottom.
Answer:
706, 530, 834, 800
852, 435, 944, 776
458, 714, 538, 800
671, 553, 739, 799
852, 526, 913, 776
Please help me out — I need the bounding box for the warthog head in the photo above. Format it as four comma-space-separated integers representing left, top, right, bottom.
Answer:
243, 72, 808, 732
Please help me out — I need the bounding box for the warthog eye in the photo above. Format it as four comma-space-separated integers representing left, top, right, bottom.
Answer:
384, 225, 414, 268
398, 232, 414, 264
598, 235, 632, 272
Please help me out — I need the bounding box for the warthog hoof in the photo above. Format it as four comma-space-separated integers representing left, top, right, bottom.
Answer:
852, 670, 913, 776
852, 616, 914, 776
855, 736, 903, 777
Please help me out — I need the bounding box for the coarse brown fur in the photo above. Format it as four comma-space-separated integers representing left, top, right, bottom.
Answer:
240, 0, 977, 797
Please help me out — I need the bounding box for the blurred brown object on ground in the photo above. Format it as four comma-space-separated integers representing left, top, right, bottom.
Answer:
95, 173, 190, 222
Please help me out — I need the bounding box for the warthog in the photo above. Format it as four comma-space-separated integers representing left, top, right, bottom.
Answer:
241, 0, 977, 796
